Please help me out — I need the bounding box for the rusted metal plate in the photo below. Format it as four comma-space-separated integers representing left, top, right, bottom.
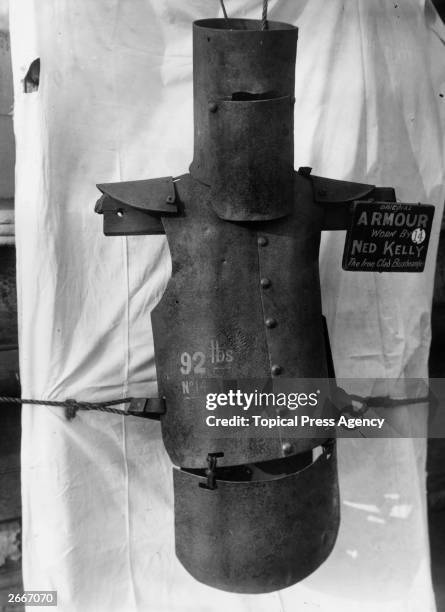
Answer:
96, 177, 176, 213
311, 174, 375, 203
208, 96, 294, 221
96, 199, 165, 236
342, 201, 435, 272
174, 442, 340, 593
95, 177, 178, 235
322, 186, 397, 230
152, 174, 330, 469
190, 19, 297, 185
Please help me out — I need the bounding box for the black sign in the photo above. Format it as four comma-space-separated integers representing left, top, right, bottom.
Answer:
342, 201, 435, 273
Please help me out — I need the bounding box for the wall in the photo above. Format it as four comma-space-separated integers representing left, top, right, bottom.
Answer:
0, 0, 14, 201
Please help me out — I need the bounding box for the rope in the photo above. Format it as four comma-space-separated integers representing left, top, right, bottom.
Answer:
0, 390, 431, 419
334, 390, 431, 437
346, 393, 431, 417
262, 0, 268, 30
0, 396, 134, 416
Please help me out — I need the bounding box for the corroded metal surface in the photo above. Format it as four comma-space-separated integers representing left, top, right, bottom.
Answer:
174, 442, 340, 593
96, 178, 178, 236
190, 18, 297, 187
96, 177, 176, 213
152, 172, 330, 469
208, 95, 294, 221
311, 174, 374, 203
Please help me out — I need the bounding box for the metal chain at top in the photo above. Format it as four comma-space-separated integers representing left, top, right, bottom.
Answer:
262, 0, 268, 30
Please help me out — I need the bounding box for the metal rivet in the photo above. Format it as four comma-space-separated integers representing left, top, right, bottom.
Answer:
282, 442, 294, 455
166, 195, 175, 204
271, 365, 282, 376
116, 209, 124, 218
208, 102, 218, 113
265, 318, 277, 329
258, 236, 268, 247
260, 278, 271, 289
291, 96, 296, 105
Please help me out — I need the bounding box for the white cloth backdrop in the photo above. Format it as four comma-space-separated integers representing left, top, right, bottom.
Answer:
9, 1, 445, 610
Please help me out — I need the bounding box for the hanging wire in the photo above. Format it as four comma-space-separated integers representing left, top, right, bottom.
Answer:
218, 1, 267, 30
262, 0, 268, 30
219, 0, 229, 22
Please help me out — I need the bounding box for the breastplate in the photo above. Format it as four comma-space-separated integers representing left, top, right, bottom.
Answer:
153, 173, 330, 468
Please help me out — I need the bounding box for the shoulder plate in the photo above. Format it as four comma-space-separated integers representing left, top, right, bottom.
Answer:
310, 174, 375, 203
96, 176, 177, 214
95, 176, 178, 236
298, 169, 395, 231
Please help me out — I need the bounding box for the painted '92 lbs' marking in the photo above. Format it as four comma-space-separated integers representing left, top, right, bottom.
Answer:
180, 351, 206, 375
180, 341, 234, 376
